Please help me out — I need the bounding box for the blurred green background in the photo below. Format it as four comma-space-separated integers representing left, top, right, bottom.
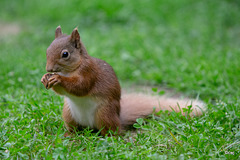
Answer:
0, 0, 239, 99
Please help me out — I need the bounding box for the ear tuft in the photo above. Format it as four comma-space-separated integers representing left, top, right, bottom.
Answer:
70, 27, 81, 49
55, 26, 62, 39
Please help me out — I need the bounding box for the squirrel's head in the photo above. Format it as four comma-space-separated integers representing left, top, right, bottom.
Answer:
46, 26, 87, 74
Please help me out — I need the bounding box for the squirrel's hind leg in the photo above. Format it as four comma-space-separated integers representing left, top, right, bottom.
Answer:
95, 100, 121, 136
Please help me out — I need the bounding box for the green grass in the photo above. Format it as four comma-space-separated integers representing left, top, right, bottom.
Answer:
0, 0, 240, 159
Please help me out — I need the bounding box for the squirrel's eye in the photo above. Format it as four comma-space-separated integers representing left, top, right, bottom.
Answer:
62, 52, 69, 58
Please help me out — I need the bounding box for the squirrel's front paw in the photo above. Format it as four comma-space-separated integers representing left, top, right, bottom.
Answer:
41, 74, 50, 89
41, 73, 61, 89
47, 74, 61, 89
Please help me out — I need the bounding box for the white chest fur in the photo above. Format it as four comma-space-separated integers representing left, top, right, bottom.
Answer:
65, 95, 98, 128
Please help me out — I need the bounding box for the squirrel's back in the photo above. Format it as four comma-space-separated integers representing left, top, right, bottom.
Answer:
91, 57, 121, 100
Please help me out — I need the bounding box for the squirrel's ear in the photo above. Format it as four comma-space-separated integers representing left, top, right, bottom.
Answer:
55, 26, 62, 39
70, 28, 80, 49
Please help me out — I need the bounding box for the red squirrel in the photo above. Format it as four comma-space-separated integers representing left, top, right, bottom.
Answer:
41, 26, 205, 136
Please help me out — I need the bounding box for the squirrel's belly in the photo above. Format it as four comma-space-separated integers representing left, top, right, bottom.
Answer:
65, 96, 98, 128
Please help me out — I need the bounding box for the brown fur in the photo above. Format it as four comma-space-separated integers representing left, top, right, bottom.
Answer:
95, 99, 121, 135
41, 27, 205, 136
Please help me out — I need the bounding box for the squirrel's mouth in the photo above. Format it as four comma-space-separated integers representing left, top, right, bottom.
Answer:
47, 72, 57, 75
48, 71, 69, 77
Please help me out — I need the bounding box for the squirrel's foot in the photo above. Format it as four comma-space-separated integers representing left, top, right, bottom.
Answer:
64, 131, 74, 137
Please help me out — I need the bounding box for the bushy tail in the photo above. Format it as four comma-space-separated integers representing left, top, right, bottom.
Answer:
120, 93, 205, 126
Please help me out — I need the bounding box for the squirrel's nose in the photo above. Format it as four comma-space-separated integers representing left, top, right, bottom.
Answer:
46, 63, 60, 72
46, 65, 55, 72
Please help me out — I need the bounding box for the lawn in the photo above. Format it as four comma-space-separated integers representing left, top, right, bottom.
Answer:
0, 0, 240, 159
